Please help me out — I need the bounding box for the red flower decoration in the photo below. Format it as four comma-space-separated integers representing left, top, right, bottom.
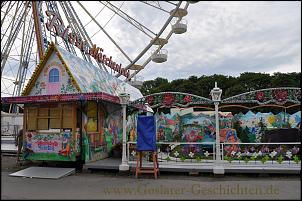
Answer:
146, 96, 154, 105
163, 93, 174, 107
183, 95, 192, 103
256, 91, 265, 102
273, 90, 288, 102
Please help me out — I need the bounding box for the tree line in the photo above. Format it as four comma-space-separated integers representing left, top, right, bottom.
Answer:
140, 72, 301, 98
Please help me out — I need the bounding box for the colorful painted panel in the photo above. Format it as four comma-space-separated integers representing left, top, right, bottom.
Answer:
28, 53, 78, 96
23, 130, 76, 161
100, 103, 123, 155
56, 46, 143, 101
104, 112, 123, 147
127, 113, 138, 142
127, 109, 238, 143
233, 111, 301, 143
220, 129, 239, 143
153, 109, 217, 143
81, 108, 106, 162
181, 113, 215, 143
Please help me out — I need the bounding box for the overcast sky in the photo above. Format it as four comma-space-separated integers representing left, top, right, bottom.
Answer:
134, 1, 301, 81
77, 1, 301, 82
2, 1, 301, 97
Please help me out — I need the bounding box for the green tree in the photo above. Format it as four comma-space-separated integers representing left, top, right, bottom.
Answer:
271, 72, 300, 87
140, 77, 169, 95
224, 84, 246, 98
237, 72, 272, 91
139, 72, 300, 98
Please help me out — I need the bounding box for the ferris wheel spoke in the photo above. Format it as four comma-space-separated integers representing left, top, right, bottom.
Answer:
126, 2, 190, 81
140, 1, 170, 13
63, 2, 99, 64
1, 80, 13, 96
115, 1, 182, 78
3, 61, 17, 80
45, 1, 78, 56
77, 1, 133, 63
2, 1, 189, 98
103, 1, 124, 29
100, 1, 156, 39
15, 16, 35, 96
2, 2, 23, 39
90, 1, 124, 39
1, 1, 15, 26
59, 2, 90, 63
166, 1, 179, 7
63, 2, 109, 72
1, 2, 30, 74
84, 2, 108, 28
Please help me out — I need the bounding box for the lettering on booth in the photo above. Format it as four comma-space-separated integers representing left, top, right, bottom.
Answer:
45, 10, 130, 78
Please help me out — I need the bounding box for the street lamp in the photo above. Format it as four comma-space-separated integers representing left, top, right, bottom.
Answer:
119, 92, 130, 171
210, 82, 224, 175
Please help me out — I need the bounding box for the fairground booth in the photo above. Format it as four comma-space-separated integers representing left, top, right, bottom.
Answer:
2, 42, 145, 164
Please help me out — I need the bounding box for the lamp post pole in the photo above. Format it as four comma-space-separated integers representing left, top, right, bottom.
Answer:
119, 92, 130, 171
210, 82, 225, 175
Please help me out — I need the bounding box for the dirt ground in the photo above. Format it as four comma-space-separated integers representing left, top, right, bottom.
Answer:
1, 155, 35, 172
1, 154, 84, 173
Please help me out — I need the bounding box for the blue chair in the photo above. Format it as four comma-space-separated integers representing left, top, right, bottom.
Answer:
135, 115, 159, 179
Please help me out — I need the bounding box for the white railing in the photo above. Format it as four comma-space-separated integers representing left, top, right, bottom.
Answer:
221, 142, 301, 165
126, 141, 301, 168
127, 141, 215, 165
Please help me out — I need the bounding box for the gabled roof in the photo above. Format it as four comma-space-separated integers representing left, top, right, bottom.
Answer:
22, 42, 143, 101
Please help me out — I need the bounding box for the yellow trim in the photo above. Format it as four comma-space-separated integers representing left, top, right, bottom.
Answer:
22, 42, 82, 95
22, 42, 55, 96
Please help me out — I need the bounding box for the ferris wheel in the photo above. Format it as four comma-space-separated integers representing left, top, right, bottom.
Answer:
1, 1, 196, 104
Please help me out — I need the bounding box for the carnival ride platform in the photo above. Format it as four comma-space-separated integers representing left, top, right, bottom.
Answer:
83, 157, 300, 174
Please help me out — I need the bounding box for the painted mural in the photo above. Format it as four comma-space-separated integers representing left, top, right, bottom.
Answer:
127, 113, 137, 142
233, 111, 301, 143
26, 44, 143, 101
56, 46, 143, 101
29, 53, 78, 96
23, 130, 76, 161
80, 102, 124, 162
81, 106, 108, 163
102, 103, 123, 155
180, 112, 216, 143
126, 109, 239, 143
126, 109, 215, 143
126, 108, 300, 144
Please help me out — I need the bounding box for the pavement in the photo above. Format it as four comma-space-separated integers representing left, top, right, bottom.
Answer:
1, 155, 301, 200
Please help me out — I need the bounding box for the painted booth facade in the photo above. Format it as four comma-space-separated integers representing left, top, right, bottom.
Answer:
127, 89, 300, 164
3, 42, 143, 163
